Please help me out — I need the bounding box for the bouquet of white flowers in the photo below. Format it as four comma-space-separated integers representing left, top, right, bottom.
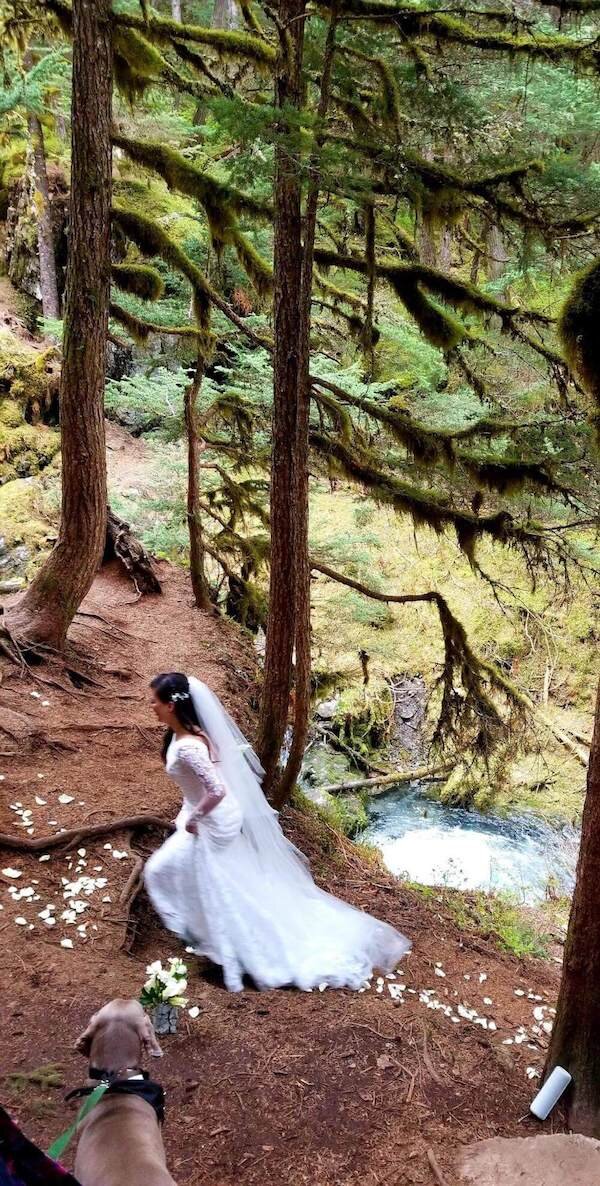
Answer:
141, 958, 188, 1008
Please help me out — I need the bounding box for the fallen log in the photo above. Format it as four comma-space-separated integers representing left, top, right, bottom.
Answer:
318, 761, 455, 795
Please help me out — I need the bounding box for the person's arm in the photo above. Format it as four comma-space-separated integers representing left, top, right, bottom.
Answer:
179, 743, 226, 833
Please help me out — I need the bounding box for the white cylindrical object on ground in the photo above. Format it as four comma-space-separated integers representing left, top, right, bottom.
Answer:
530, 1066, 572, 1120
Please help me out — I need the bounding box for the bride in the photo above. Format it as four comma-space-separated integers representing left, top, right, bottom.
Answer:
145, 672, 410, 992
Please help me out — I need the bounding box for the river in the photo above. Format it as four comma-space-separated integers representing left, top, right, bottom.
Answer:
361, 781, 579, 904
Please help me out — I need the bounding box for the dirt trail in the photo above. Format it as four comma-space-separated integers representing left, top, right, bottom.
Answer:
0, 559, 566, 1186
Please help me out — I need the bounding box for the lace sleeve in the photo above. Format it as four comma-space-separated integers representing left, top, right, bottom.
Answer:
179, 741, 226, 819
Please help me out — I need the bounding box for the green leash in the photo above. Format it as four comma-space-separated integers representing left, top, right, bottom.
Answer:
47, 1082, 109, 1162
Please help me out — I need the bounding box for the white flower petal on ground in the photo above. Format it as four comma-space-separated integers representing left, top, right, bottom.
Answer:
60, 938, 73, 949
58, 794, 74, 805
514, 989, 525, 997
318, 982, 327, 992
526, 1066, 541, 1080
14, 917, 27, 925
479, 973, 487, 983
188, 1006, 200, 1019
434, 968, 446, 978
483, 997, 493, 1005
2, 869, 22, 879
533, 1006, 545, 1022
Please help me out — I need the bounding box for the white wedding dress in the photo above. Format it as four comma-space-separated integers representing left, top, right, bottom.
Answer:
145, 681, 410, 993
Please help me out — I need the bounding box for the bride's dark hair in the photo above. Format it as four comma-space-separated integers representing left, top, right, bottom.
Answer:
151, 672, 218, 763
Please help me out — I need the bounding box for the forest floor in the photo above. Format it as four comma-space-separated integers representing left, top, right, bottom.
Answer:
0, 560, 567, 1186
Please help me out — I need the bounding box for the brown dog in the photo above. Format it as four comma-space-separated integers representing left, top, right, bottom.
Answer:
73, 999, 177, 1186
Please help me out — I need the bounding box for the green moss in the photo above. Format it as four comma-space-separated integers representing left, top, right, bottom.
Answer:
0, 423, 60, 484
309, 482, 596, 823
559, 258, 600, 436
112, 263, 165, 301
293, 785, 369, 839
445, 890, 551, 959
113, 204, 212, 326
112, 134, 273, 291
0, 399, 22, 428
111, 5, 276, 65
0, 470, 59, 569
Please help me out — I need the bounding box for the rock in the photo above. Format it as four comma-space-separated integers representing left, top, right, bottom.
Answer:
5, 168, 68, 305
459, 1134, 600, 1186
315, 698, 339, 721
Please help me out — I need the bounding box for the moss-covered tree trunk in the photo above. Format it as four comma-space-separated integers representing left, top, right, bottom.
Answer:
212, 0, 239, 29
545, 677, 600, 1134
29, 112, 60, 321
6, 0, 113, 648
22, 50, 60, 321
275, 5, 339, 808
184, 355, 212, 610
257, 0, 305, 791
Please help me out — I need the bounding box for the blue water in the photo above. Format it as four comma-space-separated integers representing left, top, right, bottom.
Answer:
362, 782, 579, 904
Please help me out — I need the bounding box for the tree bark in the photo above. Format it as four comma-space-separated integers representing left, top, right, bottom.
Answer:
486, 222, 509, 283
256, 0, 305, 791
212, 0, 239, 28
22, 50, 60, 321
28, 113, 61, 320
274, 4, 339, 808
545, 677, 600, 1135
105, 508, 162, 595
184, 355, 212, 610
6, 0, 113, 649
171, 0, 182, 19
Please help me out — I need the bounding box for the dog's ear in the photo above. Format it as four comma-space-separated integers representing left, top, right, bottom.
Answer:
139, 1014, 163, 1059
75, 1013, 99, 1056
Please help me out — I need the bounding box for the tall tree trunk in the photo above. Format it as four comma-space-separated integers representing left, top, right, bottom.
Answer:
185, 354, 212, 610
171, 0, 182, 20
212, 0, 239, 28
545, 677, 600, 1134
6, 0, 113, 649
256, 0, 305, 791
274, 4, 339, 808
23, 51, 60, 321
29, 115, 60, 319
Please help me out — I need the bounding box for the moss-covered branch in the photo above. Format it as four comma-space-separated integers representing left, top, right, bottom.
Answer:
111, 263, 164, 301
43, 0, 277, 63
112, 133, 273, 292
559, 258, 600, 438
315, 247, 553, 327
309, 429, 582, 571
112, 132, 272, 222
109, 303, 214, 346
311, 559, 527, 758
320, 0, 599, 64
